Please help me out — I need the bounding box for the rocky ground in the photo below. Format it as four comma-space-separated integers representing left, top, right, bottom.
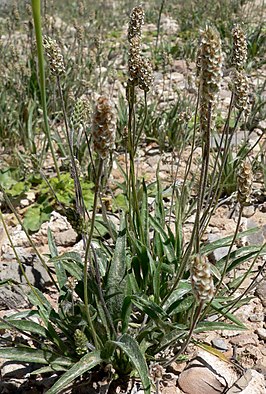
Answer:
0, 145, 265, 393
0, 1, 266, 393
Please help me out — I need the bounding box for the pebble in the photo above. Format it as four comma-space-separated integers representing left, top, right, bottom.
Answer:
249, 313, 264, 322
229, 333, 258, 347
226, 369, 265, 394
177, 350, 237, 394
256, 328, 266, 341
255, 280, 266, 307
1, 362, 32, 379
211, 338, 229, 352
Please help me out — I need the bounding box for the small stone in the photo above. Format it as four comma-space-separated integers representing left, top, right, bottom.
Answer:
211, 338, 229, 352
1, 361, 32, 379
227, 369, 265, 394
178, 365, 224, 394
255, 280, 266, 307
54, 228, 77, 246
208, 233, 236, 263
256, 328, 266, 341
20, 198, 30, 207
249, 313, 264, 322
177, 350, 237, 394
242, 206, 255, 218
229, 333, 258, 347
246, 219, 265, 246
0, 285, 28, 310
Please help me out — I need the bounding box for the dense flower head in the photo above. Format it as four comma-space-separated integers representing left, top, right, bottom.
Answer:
43, 36, 65, 76
237, 160, 253, 206
197, 26, 223, 136
191, 255, 214, 303
74, 329, 88, 356
127, 6, 153, 91
232, 24, 247, 70
92, 96, 116, 159
70, 97, 90, 131
128, 5, 145, 41
231, 69, 250, 111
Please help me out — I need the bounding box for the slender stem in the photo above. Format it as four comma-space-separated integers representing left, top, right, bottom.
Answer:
200, 205, 244, 321
83, 159, 104, 349
155, 0, 165, 49
57, 77, 88, 223
164, 301, 204, 367
91, 244, 117, 337
31, 0, 60, 178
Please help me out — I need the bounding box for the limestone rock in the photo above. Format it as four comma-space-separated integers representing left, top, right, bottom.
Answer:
227, 369, 265, 394
177, 350, 238, 394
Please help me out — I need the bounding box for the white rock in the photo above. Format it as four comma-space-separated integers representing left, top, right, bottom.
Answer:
227, 369, 265, 394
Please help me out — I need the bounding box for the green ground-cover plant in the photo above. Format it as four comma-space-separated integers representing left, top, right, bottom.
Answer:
0, 1, 265, 393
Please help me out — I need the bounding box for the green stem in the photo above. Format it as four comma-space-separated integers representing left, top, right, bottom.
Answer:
83, 159, 104, 349
31, 0, 60, 178
164, 301, 204, 366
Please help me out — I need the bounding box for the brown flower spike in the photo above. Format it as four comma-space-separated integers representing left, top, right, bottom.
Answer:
127, 5, 153, 92
237, 160, 253, 206
92, 96, 116, 159
232, 24, 247, 70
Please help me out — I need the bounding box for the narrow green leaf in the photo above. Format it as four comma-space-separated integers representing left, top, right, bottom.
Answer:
0, 320, 47, 337
156, 327, 186, 353
106, 214, 127, 321
163, 281, 191, 313
30, 365, 68, 375
48, 228, 67, 290
169, 295, 194, 315
141, 179, 149, 246
211, 300, 247, 328
131, 295, 166, 320
194, 321, 246, 332
49, 251, 83, 265
47, 227, 58, 258
149, 215, 176, 263
46, 351, 102, 394
0, 347, 72, 366
112, 334, 150, 394
62, 260, 83, 280
201, 227, 259, 254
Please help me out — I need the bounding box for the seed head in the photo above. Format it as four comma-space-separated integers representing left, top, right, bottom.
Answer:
191, 255, 214, 303
70, 97, 90, 131
197, 26, 223, 137
43, 36, 65, 76
232, 24, 247, 70
78, 0, 85, 16
231, 69, 250, 112
74, 329, 88, 356
12, 4, 20, 22
237, 160, 253, 206
138, 57, 153, 91
92, 96, 116, 159
128, 5, 145, 42
128, 36, 142, 82
73, 19, 84, 42
127, 7, 153, 91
